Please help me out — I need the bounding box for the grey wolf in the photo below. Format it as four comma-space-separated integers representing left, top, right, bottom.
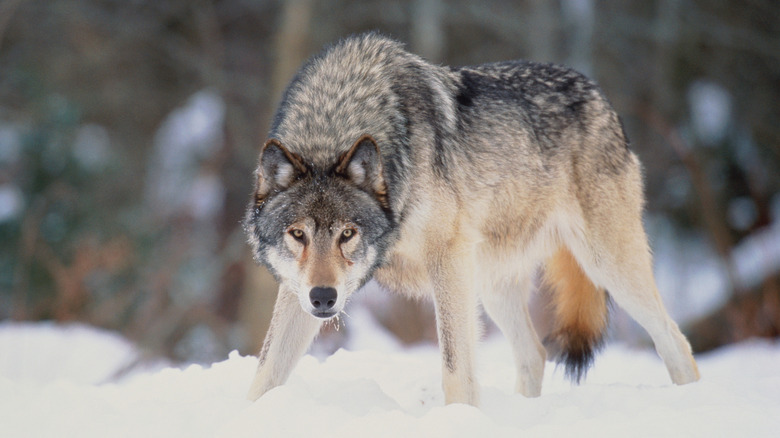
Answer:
243, 33, 700, 405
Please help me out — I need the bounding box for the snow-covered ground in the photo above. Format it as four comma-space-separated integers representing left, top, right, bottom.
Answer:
1, 321, 778, 438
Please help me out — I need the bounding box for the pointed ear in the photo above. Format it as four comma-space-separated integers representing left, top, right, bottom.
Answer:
254, 139, 307, 207
336, 135, 388, 208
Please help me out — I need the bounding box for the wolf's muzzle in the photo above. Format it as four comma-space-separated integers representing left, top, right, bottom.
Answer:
309, 287, 338, 318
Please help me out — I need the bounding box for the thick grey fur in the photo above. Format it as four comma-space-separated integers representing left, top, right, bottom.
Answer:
246, 32, 630, 278
243, 32, 699, 405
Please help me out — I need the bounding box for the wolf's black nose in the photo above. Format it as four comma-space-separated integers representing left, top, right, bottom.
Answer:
310, 287, 337, 310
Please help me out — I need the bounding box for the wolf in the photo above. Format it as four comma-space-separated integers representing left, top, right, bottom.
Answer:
243, 33, 700, 405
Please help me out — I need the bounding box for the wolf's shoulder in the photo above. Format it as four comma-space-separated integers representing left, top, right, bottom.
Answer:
330, 32, 405, 53
310, 32, 409, 70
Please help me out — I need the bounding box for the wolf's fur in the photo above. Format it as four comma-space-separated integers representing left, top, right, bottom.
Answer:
543, 247, 608, 382
244, 33, 700, 405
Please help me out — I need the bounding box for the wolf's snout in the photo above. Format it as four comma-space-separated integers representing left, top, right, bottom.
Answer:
309, 287, 337, 312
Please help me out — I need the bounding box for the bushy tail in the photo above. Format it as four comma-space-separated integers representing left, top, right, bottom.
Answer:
543, 247, 609, 383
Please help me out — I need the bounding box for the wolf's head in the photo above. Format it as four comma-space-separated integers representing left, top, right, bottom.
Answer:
244, 135, 394, 319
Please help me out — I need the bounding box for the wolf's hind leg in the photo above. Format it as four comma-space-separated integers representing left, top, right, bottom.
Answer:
569, 215, 700, 385
481, 275, 546, 397
247, 286, 323, 401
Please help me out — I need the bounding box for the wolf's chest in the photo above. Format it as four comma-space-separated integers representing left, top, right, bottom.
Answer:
373, 244, 433, 299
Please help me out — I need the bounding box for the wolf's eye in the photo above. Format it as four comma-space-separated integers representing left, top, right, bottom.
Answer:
289, 229, 305, 241
340, 228, 355, 242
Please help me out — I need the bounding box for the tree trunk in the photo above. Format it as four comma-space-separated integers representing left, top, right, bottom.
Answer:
239, 0, 315, 355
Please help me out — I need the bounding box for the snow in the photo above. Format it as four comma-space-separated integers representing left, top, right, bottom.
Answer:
731, 221, 780, 290
1, 322, 779, 438
0, 183, 24, 223
648, 214, 780, 327
648, 217, 731, 324
687, 79, 732, 146
73, 124, 111, 172
0, 322, 139, 385
144, 89, 225, 220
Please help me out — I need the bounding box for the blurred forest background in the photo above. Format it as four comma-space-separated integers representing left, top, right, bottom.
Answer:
1, 0, 779, 366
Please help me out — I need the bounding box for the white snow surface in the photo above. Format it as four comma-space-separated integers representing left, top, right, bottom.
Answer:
1, 322, 779, 438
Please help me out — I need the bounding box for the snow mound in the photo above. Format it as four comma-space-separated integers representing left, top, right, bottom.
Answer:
0, 322, 138, 385
1, 323, 778, 437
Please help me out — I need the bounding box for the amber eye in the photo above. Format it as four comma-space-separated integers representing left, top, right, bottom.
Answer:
289, 229, 305, 241
340, 228, 355, 242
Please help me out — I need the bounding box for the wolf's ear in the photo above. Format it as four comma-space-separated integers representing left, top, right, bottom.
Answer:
336, 135, 388, 208
254, 139, 307, 206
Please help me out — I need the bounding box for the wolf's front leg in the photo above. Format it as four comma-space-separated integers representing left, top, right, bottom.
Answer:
429, 252, 480, 406
247, 286, 323, 401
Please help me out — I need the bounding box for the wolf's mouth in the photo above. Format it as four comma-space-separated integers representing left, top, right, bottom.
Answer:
311, 310, 338, 319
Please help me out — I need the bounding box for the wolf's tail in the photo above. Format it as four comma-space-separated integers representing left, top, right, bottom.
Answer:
543, 247, 609, 383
